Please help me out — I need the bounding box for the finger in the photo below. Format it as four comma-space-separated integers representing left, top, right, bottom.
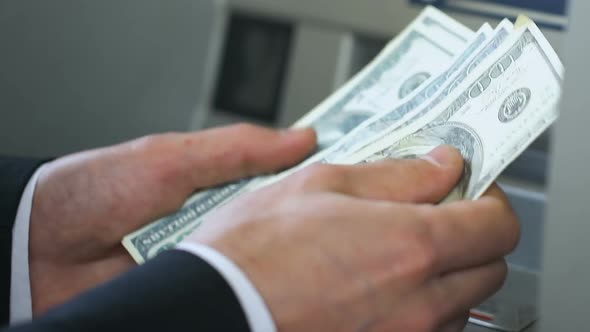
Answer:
141, 124, 317, 191
388, 260, 507, 332
294, 145, 465, 204
426, 260, 507, 328
423, 186, 520, 271
482, 183, 511, 204
438, 312, 470, 332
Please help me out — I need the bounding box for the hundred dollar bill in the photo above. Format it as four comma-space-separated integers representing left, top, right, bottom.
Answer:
321, 22, 506, 162
123, 6, 475, 263
124, 181, 250, 263
244, 21, 506, 192
346, 21, 563, 201
291, 6, 475, 150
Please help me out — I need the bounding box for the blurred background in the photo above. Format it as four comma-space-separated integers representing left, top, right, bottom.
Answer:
0, 1, 570, 331
0, 0, 566, 157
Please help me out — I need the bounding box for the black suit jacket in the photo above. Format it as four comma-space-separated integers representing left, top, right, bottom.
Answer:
0, 157, 250, 331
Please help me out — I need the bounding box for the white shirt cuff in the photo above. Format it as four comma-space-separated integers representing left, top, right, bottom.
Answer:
176, 242, 277, 332
10, 166, 44, 324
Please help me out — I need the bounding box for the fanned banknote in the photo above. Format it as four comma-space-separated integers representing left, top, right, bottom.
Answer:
123, 6, 475, 263
290, 6, 474, 150
242, 22, 503, 192
345, 21, 563, 202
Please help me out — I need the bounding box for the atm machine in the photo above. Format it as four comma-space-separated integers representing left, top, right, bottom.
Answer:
199, 0, 576, 331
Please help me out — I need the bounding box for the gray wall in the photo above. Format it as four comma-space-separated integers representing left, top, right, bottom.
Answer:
0, 0, 223, 157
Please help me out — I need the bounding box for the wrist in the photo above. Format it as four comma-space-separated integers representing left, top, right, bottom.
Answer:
176, 242, 277, 332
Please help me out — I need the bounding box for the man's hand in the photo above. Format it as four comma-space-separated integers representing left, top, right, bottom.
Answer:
28, 124, 316, 315
188, 146, 520, 332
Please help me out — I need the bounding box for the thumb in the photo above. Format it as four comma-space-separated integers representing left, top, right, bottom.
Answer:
327, 145, 465, 204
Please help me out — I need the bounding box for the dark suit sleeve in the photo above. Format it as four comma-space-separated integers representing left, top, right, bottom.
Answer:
3, 250, 251, 332
0, 157, 46, 326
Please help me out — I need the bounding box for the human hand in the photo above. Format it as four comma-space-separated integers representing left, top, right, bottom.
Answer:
28, 124, 316, 315
187, 146, 520, 332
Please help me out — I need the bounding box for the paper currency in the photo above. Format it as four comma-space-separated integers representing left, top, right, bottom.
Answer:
123, 6, 475, 263
124, 8, 562, 265
345, 21, 563, 202
291, 6, 475, 150
242, 22, 500, 192
123, 181, 248, 263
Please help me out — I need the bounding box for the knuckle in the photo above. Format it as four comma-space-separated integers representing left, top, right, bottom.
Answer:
293, 163, 346, 191
132, 132, 179, 157
133, 134, 164, 151
132, 133, 187, 188
230, 123, 263, 137
231, 147, 254, 175
413, 209, 439, 274
402, 219, 437, 279
414, 236, 437, 277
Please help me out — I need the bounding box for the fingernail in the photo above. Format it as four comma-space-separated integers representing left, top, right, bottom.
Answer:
420, 145, 459, 167
280, 127, 315, 135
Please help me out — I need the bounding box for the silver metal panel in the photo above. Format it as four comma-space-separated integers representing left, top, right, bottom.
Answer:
464, 266, 539, 332
190, 1, 228, 130
461, 180, 545, 332
501, 180, 546, 271
229, 0, 565, 53
539, 0, 590, 330
278, 24, 353, 127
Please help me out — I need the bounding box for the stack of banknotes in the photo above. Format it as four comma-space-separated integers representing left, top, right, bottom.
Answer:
123, 7, 563, 331
123, 6, 562, 331
124, 6, 562, 268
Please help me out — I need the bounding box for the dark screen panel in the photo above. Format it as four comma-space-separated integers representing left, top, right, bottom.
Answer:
410, 0, 568, 20
478, 0, 567, 15
213, 13, 293, 123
